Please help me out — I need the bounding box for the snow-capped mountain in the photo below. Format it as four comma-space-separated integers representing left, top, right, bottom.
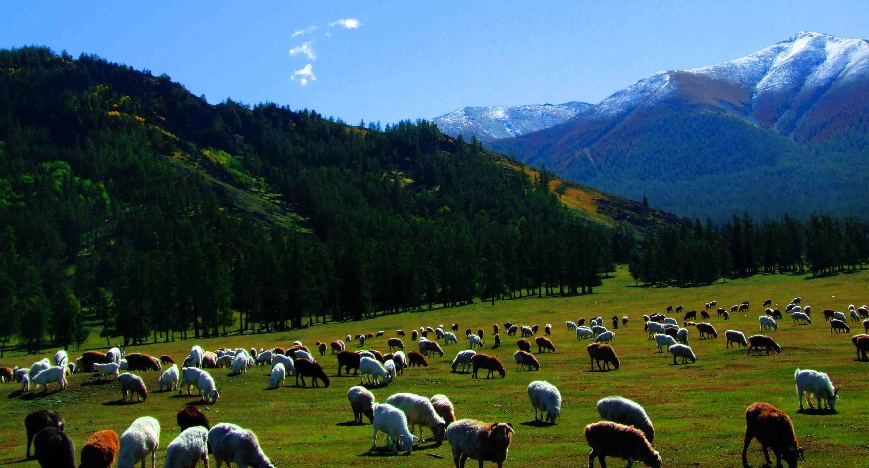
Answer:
433, 101, 591, 142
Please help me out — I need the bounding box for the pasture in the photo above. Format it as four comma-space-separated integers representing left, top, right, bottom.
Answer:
1, 267, 867, 467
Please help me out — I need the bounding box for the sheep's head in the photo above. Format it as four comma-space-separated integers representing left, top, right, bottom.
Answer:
782, 446, 803, 467
646, 450, 662, 468
400, 434, 419, 454
491, 423, 514, 446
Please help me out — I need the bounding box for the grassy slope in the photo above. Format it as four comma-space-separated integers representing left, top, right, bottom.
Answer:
0, 267, 867, 467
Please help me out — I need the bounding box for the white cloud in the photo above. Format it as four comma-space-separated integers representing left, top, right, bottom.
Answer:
328, 18, 361, 29
289, 41, 316, 60
291, 64, 316, 86
292, 25, 317, 38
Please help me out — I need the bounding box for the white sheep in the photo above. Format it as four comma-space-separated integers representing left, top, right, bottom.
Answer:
179, 367, 205, 395
106, 346, 122, 364
645, 321, 666, 338
669, 343, 696, 364
384, 360, 397, 381
443, 332, 458, 345
183, 345, 204, 368
596, 396, 655, 442
791, 311, 811, 325
654, 333, 677, 353
431, 394, 456, 425
566, 321, 578, 331
119, 359, 128, 370
158, 364, 179, 391
360, 356, 391, 386
451, 350, 477, 373
231, 353, 250, 374
527, 380, 561, 424
348, 385, 376, 423
269, 362, 286, 389
386, 392, 447, 444
197, 370, 219, 404
270, 354, 295, 375
217, 355, 234, 368
20, 374, 30, 392
118, 416, 160, 468
725, 330, 748, 348
676, 327, 689, 344
28, 358, 51, 379
467, 334, 483, 349
54, 350, 68, 367
575, 326, 594, 340
759, 315, 778, 331
163, 426, 208, 468
795, 368, 838, 411
32, 366, 67, 392
371, 403, 418, 454
208, 423, 275, 468
591, 325, 608, 337
850, 309, 860, 322
358, 351, 376, 361
255, 350, 273, 366
293, 349, 315, 362
595, 331, 615, 343
663, 317, 678, 326
393, 351, 407, 375
93, 362, 120, 381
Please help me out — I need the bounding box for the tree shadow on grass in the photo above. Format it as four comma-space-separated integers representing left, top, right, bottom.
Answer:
102, 399, 142, 406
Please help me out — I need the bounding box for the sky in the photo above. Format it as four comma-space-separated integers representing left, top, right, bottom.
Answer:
1, 1, 867, 124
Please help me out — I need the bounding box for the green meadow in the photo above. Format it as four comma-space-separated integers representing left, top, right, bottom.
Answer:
1, 267, 866, 467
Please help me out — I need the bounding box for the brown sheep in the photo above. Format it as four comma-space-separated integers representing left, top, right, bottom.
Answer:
546, 324, 553, 335
0, 366, 13, 383
477, 329, 484, 340
584, 421, 660, 468
675, 305, 683, 313
77, 351, 108, 373
124, 353, 161, 372
387, 338, 404, 351
718, 307, 728, 317
763, 298, 772, 307
25, 410, 65, 459
535, 336, 556, 353
159, 355, 174, 366
578, 318, 586, 326
516, 339, 531, 353
823, 309, 835, 321
412, 330, 419, 341
330, 341, 344, 353
532, 324, 540, 334
471, 354, 506, 378
336, 351, 361, 376
664, 327, 678, 339
396, 329, 406, 337
853, 335, 869, 361
465, 328, 473, 337
587, 343, 620, 371
742, 402, 803, 468
739, 302, 750, 313
273, 346, 285, 355
513, 350, 540, 371
201, 352, 218, 368
696, 323, 718, 339
747, 335, 782, 355
493, 334, 501, 349
177, 406, 211, 431
407, 351, 429, 367
830, 319, 850, 334
492, 324, 499, 335
79, 429, 119, 468
294, 358, 330, 387
367, 349, 385, 363
701, 310, 711, 320
452, 323, 459, 331
33, 427, 75, 468
318, 342, 327, 356
684, 311, 697, 321
366, 332, 375, 339
445, 419, 513, 468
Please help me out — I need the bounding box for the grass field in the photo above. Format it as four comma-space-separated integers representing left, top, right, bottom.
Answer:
1, 267, 867, 467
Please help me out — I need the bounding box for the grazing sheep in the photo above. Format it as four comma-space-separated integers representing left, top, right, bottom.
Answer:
444, 332, 459, 345
371, 403, 417, 454
178, 367, 204, 396
106, 347, 123, 364
493, 334, 501, 348
208, 423, 275, 468
418, 339, 445, 357
795, 368, 838, 411
32, 366, 67, 392
595, 331, 615, 343
668, 344, 696, 365
360, 356, 392, 386
654, 333, 677, 353
163, 426, 208, 468
407, 351, 429, 367
387, 338, 404, 351
492, 324, 499, 335
159, 355, 175, 366
292, 349, 315, 362
471, 354, 506, 378
591, 325, 608, 337
520, 326, 533, 337
28, 358, 51, 379
507, 325, 518, 336
545, 324, 552, 335
384, 359, 398, 381
791, 312, 811, 325
387, 392, 447, 444
726, 330, 749, 348
393, 351, 407, 375
93, 362, 120, 381
431, 394, 456, 426
663, 317, 678, 326
79, 429, 119, 468
622, 316, 629, 326
118, 416, 160, 468
331, 341, 345, 354
584, 421, 660, 468
742, 402, 803, 468
75, 351, 108, 373
596, 396, 655, 442
850, 309, 860, 322
197, 370, 219, 404
747, 335, 782, 355
124, 353, 161, 372
830, 319, 850, 334
451, 350, 477, 373
676, 327, 689, 344
516, 339, 531, 352
535, 336, 556, 353
53, 350, 68, 368
683, 311, 697, 321
832, 311, 847, 322
231, 352, 251, 374
20, 373, 30, 392
645, 321, 666, 339
467, 334, 483, 349
513, 350, 540, 371
336, 351, 360, 376
527, 381, 561, 424
157, 364, 179, 391
183, 346, 204, 369
348, 385, 376, 424
294, 358, 330, 387
269, 362, 286, 389
411, 330, 418, 341
696, 322, 718, 339
445, 419, 514, 468
25, 410, 65, 459
576, 326, 594, 340
255, 350, 274, 366
566, 321, 578, 331
118, 373, 148, 401
587, 343, 620, 371
177, 406, 210, 431
33, 426, 75, 468
854, 335, 869, 361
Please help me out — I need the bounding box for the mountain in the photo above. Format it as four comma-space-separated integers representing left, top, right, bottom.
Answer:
433, 101, 592, 142
488, 32, 869, 221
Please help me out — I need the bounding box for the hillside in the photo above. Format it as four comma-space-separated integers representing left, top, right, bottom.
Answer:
433, 101, 592, 142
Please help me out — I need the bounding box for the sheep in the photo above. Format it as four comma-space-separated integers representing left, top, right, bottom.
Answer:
93, 362, 120, 381
507, 324, 518, 336
527, 380, 561, 424
208, 423, 275, 468
854, 335, 869, 361
791, 312, 811, 325
517, 339, 531, 352
654, 333, 677, 353
535, 336, 556, 353
467, 334, 483, 349
387, 392, 447, 444
348, 385, 376, 424
859, 306, 869, 319
742, 402, 803, 468
587, 343, 620, 371
419, 339, 445, 357
545, 324, 552, 335
178, 367, 205, 395
832, 311, 847, 322
75, 351, 108, 373
119, 359, 128, 371
331, 340, 345, 354
183, 346, 204, 369
79, 429, 119, 468
493, 334, 501, 348
294, 358, 330, 387
118, 416, 160, 468
584, 421, 661, 468
591, 325, 608, 337
445, 419, 514, 467
595, 331, 615, 343
576, 326, 594, 340
513, 350, 540, 371
645, 321, 666, 339
830, 319, 850, 333
106, 347, 122, 364
336, 350, 360, 376
451, 350, 477, 373
118, 372, 148, 401
270, 355, 294, 377
492, 324, 499, 335
566, 321, 578, 331
850, 309, 861, 322
675, 327, 688, 344
392, 351, 407, 375
32, 426, 75, 468
21, 374, 30, 392
683, 310, 697, 321
163, 426, 208, 468
231, 352, 251, 374
407, 351, 429, 367
726, 330, 749, 348
53, 350, 68, 368
159, 355, 175, 367
371, 403, 418, 454
24, 410, 65, 459
622, 316, 629, 327
360, 356, 392, 386
444, 332, 459, 345
266, 362, 286, 389
157, 364, 179, 392
292, 349, 315, 362
795, 368, 838, 411
32, 366, 67, 392
14, 367, 28, 383
520, 326, 532, 337
28, 358, 51, 379
663, 317, 678, 326
668, 343, 696, 365
471, 354, 506, 378
197, 370, 219, 404
696, 322, 718, 339
411, 330, 418, 341
596, 396, 655, 442
387, 338, 404, 351
431, 394, 456, 426
255, 350, 273, 366
747, 335, 782, 355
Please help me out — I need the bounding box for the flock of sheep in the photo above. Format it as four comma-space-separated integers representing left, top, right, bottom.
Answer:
3, 296, 866, 467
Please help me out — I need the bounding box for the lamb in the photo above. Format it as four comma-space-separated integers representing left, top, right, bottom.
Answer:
517, 339, 531, 352
467, 334, 483, 349
645, 321, 666, 338
595, 331, 615, 343
445, 419, 514, 468
407, 351, 429, 367
118, 372, 148, 401
431, 394, 456, 426
676, 327, 689, 344
106, 347, 122, 364
527, 380, 561, 424
79, 429, 119, 468
697, 322, 718, 339
654, 333, 677, 353
177, 406, 210, 431
471, 354, 506, 378
93, 362, 120, 381
535, 336, 556, 352
587, 343, 620, 371
513, 350, 540, 371
157, 364, 179, 392
451, 350, 477, 373
584, 421, 661, 468
576, 326, 594, 340
360, 356, 392, 386
742, 402, 803, 468
32, 366, 68, 392
197, 370, 219, 403
371, 403, 418, 454
33, 426, 75, 468
118, 416, 160, 468
444, 332, 459, 345
387, 392, 447, 444
791, 312, 811, 325
269, 362, 286, 389
25, 410, 65, 459
208, 423, 275, 468
179, 367, 205, 395
726, 330, 749, 348
747, 335, 782, 355
668, 343, 696, 365
163, 426, 208, 468
418, 339, 445, 357
183, 345, 204, 369
794, 368, 838, 411
596, 396, 655, 442
28, 358, 51, 379
830, 319, 850, 333
294, 358, 330, 387
348, 385, 376, 424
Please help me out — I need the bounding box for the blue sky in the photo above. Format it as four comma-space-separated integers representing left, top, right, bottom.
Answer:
1, 1, 866, 124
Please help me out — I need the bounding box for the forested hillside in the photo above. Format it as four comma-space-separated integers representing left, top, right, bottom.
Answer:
0, 47, 614, 351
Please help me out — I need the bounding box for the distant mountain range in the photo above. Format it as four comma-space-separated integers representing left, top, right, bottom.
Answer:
436, 32, 869, 220
433, 101, 592, 142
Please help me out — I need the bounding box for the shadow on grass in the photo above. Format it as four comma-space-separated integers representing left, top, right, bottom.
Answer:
18, 391, 58, 400
185, 399, 207, 406
82, 379, 114, 386
102, 399, 142, 406
336, 420, 367, 427
359, 448, 411, 457
520, 420, 554, 428
796, 408, 837, 416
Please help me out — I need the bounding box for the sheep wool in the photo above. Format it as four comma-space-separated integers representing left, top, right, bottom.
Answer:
179, 367, 205, 395
348, 385, 376, 424
269, 363, 286, 389
32, 366, 67, 392
79, 429, 119, 468
430, 394, 456, 426
527, 381, 562, 424
371, 403, 417, 454
445, 419, 514, 467
668, 343, 696, 365
208, 423, 275, 468
386, 392, 447, 444
794, 368, 838, 411
360, 356, 391, 386
163, 426, 208, 468
584, 421, 660, 468
33, 427, 75, 468
118, 416, 160, 468
197, 370, 219, 404
158, 364, 179, 391
596, 396, 655, 442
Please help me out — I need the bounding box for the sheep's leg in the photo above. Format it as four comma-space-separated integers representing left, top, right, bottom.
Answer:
760, 443, 773, 465
741, 431, 753, 467
797, 386, 804, 409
